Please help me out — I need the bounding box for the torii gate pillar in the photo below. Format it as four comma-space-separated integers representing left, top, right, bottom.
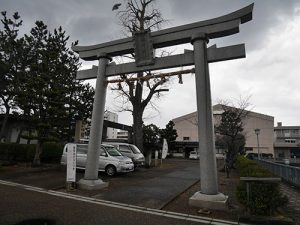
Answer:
77, 53, 110, 190
189, 33, 228, 209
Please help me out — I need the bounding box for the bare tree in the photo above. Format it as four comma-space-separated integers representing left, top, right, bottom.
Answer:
117, 0, 164, 34
112, 0, 168, 153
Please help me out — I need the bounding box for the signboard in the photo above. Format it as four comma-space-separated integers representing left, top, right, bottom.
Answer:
162, 139, 168, 159
134, 30, 154, 67
66, 143, 77, 182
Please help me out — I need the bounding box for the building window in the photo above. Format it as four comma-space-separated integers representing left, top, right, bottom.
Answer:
245, 147, 253, 152
285, 139, 296, 143
284, 130, 291, 137
183, 137, 190, 141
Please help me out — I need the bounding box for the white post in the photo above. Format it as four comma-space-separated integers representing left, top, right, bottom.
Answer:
77, 53, 110, 190
189, 33, 227, 210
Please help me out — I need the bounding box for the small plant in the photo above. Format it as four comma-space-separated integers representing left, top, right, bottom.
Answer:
236, 156, 288, 215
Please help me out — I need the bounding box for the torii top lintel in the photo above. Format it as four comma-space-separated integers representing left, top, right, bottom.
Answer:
72, 3, 253, 61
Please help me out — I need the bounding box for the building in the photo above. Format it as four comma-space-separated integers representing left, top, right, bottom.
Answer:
104, 111, 118, 139
274, 122, 300, 159
74, 120, 90, 142
74, 110, 119, 142
172, 104, 274, 158
0, 114, 36, 144
117, 130, 129, 140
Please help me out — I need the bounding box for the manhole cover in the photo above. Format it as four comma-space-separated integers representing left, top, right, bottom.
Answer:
15, 219, 55, 225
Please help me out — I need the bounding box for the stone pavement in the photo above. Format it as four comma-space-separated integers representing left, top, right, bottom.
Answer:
280, 183, 300, 225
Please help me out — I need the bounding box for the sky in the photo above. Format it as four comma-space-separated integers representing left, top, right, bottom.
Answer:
1, 0, 300, 128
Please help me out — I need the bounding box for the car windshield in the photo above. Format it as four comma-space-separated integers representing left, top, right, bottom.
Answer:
104, 146, 122, 156
130, 145, 141, 154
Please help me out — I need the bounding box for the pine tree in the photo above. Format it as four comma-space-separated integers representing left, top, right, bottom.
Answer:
16, 21, 94, 164
0, 11, 24, 140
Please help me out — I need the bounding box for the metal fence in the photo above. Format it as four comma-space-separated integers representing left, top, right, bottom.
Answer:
257, 160, 300, 188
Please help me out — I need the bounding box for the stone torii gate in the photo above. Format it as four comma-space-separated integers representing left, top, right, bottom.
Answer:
72, 3, 254, 210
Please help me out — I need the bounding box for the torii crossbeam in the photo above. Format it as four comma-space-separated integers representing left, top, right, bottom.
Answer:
72, 3, 254, 210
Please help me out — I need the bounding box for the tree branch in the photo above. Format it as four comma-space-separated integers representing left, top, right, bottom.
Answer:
141, 78, 168, 110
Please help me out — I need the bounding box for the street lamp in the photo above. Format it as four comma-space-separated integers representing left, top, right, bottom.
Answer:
254, 128, 261, 160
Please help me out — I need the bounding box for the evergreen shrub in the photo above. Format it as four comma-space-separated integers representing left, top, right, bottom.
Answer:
236, 156, 288, 215
0, 142, 63, 163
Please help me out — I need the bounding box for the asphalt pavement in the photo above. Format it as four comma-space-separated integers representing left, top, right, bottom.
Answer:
86, 161, 200, 209
0, 159, 201, 209
0, 159, 242, 225
0, 183, 206, 225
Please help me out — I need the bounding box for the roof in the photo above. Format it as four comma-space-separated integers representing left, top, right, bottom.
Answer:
213, 104, 274, 121
172, 104, 274, 123
274, 126, 300, 130
172, 111, 197, 123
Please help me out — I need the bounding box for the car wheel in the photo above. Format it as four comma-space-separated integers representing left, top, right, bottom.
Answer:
105, 165, 116, 176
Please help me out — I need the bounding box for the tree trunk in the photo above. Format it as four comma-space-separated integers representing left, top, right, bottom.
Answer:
131, 72, 145, 153
33, 140, 42, 166
132, 99, 144, 153
16, 126, 24, 144
0, 106, 10, 142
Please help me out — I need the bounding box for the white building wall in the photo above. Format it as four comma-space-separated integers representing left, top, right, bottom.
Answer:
243, 113, 274, 155
173, 113, 198, 141
172, 105, 274, 155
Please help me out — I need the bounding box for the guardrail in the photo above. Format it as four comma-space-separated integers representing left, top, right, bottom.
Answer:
257, 160, 300, 188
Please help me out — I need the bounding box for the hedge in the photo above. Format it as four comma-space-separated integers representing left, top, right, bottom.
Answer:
0, 142, 64, 163
40, 142, 64, 163
236, 156, 288, 215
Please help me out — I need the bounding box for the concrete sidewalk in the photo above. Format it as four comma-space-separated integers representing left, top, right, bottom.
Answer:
280, 183, 300, 225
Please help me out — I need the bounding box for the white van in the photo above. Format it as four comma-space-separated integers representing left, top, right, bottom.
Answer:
189, 151, 199, 159
103, 142, 145, 167
60, 143, 134, 176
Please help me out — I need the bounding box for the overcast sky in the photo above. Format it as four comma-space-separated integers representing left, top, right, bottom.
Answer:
1, 0, 300, 128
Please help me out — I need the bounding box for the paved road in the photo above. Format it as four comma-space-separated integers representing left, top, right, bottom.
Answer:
0, 159, 243, 225
89, 160, 200, 208
0, 165, 66, 190
0, 159, 200, 209
0, 183, 208, 225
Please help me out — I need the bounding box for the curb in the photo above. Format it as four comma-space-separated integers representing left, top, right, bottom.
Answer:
159, 179, 200, 209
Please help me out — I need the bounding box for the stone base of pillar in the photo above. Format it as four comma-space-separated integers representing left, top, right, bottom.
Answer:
77, 178, 108, 190
189, 192, 228, 210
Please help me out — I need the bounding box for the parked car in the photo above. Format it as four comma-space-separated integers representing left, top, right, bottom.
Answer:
60, 143, 134, 176
103, 142, 145, 167
189, 151, 199, 159
245, 152, 258, 160
216, 153, 225, 159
